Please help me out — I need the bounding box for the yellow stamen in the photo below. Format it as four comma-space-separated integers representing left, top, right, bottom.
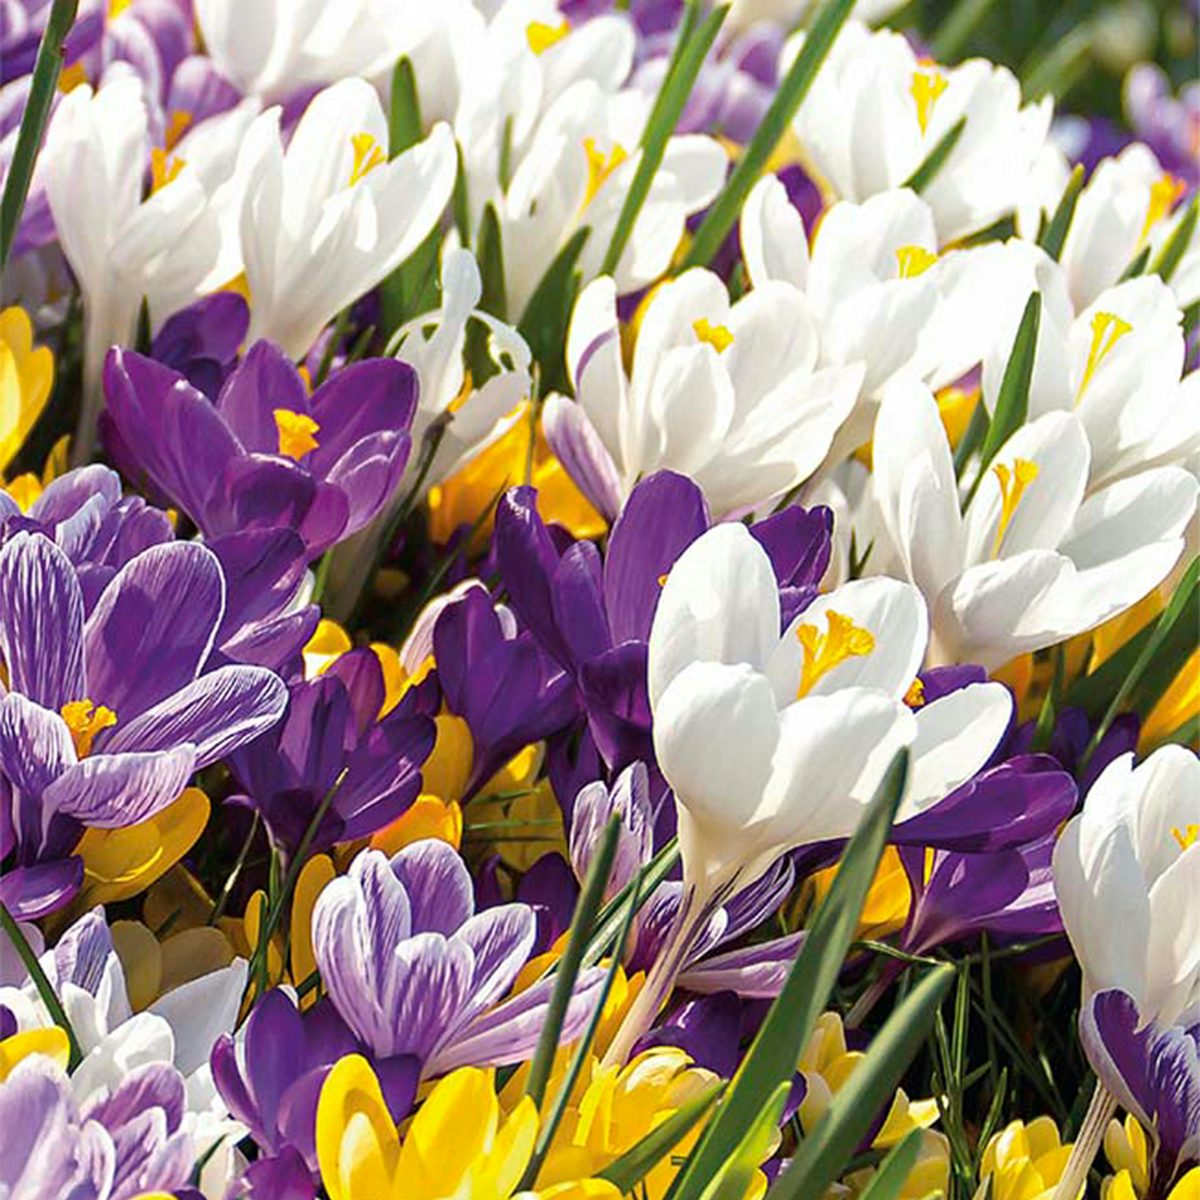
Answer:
526, 19, 569, 54
692, 318, 734, 353
582, 137, 628, 208
150, 148, 185, 193
58, 61, 87, 93
448, 371, 475, 415
348, 132, 385, 187
911, 65, 948, 135
796, 610, 875, 698
657, 573, 669, 587
108, 0, 134, 16
990, 458, 1040, 558
61, 700, 118, 759
896, 244, 937, 279
904, 678, 926, 708
164, 109, 194, 152
1076, 311, 1132, 404
1138, 173, 1185, 244
1172, 824, 1199, 851
274, 409, 320, 460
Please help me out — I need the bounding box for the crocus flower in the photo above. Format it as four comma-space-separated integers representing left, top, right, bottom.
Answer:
979, 1117, 1076, 1200
310, 841, 606, 1087
544, 270, 862, 520
148, 289, 249, 400
315, 1055, 621, 1200
212, 987, 358, 1188
227, 647, 437, 859
787, 20, 1052, 242
103, 340, 419, 555
0, 1054, 196, 1200
1082, 989, 1199, 1200
433, 584, 578, 798
0, 531, 287, 917
234, 78, 457, 357
872, 376, 1197, 670
1124, 64, 1200, 187
494, 471, 832, 778
1053, 746, 1200, 1029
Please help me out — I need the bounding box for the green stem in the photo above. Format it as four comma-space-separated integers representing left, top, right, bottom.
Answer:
0, 0, 79, 271
0, 902, 83, 1068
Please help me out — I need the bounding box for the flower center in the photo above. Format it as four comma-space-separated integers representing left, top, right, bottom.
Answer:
896, 244, 937, 279
61, 700, 118, 758
150, 148, 186, 193
692, 318, 734, 353
1172, 824, 1199, 851
1138, 172, 1185, 244
796, 610, 875, 698
582, 137, 628, 208
904, 678, 926, 707
274, 409, 321, 460
990, 457, 1039, 558
349, 133, 386, 187
911, 65, 948, 135
164, 110, 194, 152
1076, 310, 1132, 404
526, 19, 569, 54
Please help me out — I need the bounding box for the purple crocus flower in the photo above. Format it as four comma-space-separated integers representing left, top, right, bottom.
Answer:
310, 841, 606, 1097
494, 470, 832, 781
212, 988, 357, 1191
0, 1054, 194, 1200
0, 465, 318, 673
0, 530, 286, 918
432, 583, 578, 798
102, 342, 419, 556
227, 648, 437, 859
1124, 64, 1200, 187
1082, 989, 1200, 1199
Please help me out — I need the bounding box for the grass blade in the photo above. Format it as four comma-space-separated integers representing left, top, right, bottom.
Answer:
902, 116, 966, 195
600, 3, 728, 276
585, 837, 679, 967
1151, 196, 1197, 284
1038, 164, 1085, 262
701, 1081, 790, 1200
665, 750, 910, 1200
523, 814, 621, 1108
0, 0, 79, 270
849, 1128, 926, 1200
971, 291, 1041, 488
518, 226, 590, 394
681, 0, 855, 268
767, 965, 955, 1199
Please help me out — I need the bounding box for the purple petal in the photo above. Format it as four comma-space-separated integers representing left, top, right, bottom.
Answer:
308, 358, 418, 470
0, 532, 85, 709
0, 692, 75, 797
542, 395, 622, 521
216, 340, 308, 454
84, 542, 225, 725
453, 904, 536, 1017
0, 859, 83, 920
679, 932, 805, 999
45, 746, 196, 827
389, 840, 475, 936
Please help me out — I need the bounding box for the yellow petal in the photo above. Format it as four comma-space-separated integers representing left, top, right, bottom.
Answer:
111, 920, 165, 1011
317, 1054, 400, 1200
421, 714, 475, 804
305, 619, 353, 677
0, 1027, 70, 1080
1168, 1169, 1200, 1200
76, 787, 210, 907
399, 1067, 500, 1190
292, 853, 335, 1003
370, 794, 463, 856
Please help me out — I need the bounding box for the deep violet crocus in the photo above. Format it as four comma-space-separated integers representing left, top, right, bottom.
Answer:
227, 647, 437, 859
0, 530, 287, 918
0, 464, 319, 673
310, 840, 606, 1095
0, 1054, 196, 1200
1082, 989, 1200, 1200
102, 340, 419, 556
493, 469, 832, 779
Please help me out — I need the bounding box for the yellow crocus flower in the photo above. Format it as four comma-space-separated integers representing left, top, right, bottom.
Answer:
980, 1116, 1076, 1200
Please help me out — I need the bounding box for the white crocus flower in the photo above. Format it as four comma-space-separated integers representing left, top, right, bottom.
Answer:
1053, 746, 1200, 1027
236, 78, 457, 358
41, 69, 222, 460
194, 0, 423, 101
488, 77, 726, 315
1058, 143, 1191, 311
544, 269, 862, 520
872, 376, 1197, 671
787, 20, 1052, 243
603, 521, 1011, 1064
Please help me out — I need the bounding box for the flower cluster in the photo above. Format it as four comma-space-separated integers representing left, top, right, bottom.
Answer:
1, 0, 1197, 1198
